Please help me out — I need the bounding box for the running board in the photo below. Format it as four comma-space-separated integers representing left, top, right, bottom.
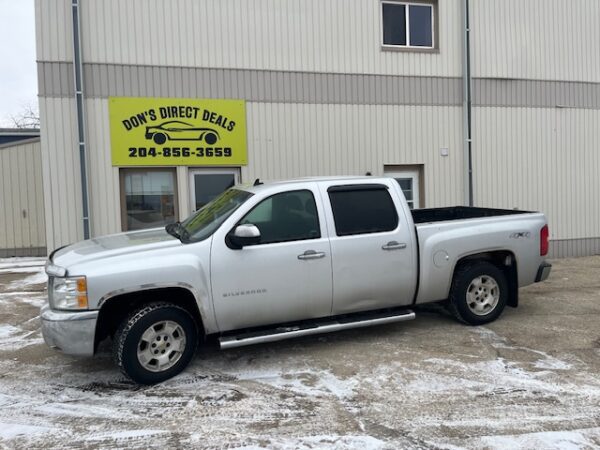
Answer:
219, 309, 415, 350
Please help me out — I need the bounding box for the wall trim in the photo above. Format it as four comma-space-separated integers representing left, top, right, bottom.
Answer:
0, 247, 48, 258
549, 238, 600, 259
0, 137, 41, 150
37, 61, 600, 110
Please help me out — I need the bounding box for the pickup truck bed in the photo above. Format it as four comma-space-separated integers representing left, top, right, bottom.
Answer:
412, 206, 532, 224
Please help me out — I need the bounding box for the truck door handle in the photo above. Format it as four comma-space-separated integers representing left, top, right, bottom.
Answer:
382, 241, 407, 250
298, 250, 326, 260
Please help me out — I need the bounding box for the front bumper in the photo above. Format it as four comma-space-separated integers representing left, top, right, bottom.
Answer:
535, 262, 552, 283
40, 304, 98, 356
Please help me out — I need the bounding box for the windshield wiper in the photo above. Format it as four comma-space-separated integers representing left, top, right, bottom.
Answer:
165, 221, 190, 243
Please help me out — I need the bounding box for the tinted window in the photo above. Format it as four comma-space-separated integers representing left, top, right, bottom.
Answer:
382, 3, 407, 46
409, 5, 433, 47
329, 188, 398, 236
240, 190, 321, 244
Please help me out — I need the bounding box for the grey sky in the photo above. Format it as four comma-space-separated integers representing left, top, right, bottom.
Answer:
0, 0, 37, 127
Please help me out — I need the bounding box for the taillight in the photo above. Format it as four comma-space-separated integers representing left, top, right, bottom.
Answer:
540, 225, 549, 256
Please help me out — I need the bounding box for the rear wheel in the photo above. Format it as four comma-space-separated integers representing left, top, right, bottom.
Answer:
448, 261, 508, 325
113, 303, 198, 384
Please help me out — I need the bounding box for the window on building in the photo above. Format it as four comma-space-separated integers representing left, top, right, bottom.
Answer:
382, 1, 435, 49
120, 168, 178, 231
328, 187, 399, 236
239, 190, 321, 245
384, 168, 422, 209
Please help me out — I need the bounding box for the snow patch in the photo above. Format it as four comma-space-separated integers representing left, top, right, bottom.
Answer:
7, 268, 47, 289
265, 434, 386, 449
0, 257, 46, 270
85, 429, 168, 441
234, 368, 357, 399
0, 325, 21, 339
478, 427, 600, 450
470, 326, 573, 370
0, 422, 52, 439
533, 357, 572, 370
0, 324, 42, 351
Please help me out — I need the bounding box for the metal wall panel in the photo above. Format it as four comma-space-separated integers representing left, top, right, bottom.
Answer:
242, 102, 465, 208
471, 0, 600, 82
34, 0, 73, 62
77, 0, 462, 77
0, 139, 47, 256
472, 107, 600, 242
39, 97, 83, 252
79, 99, 463, 238
84, 99, 121, 238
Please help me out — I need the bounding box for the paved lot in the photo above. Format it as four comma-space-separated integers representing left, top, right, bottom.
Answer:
0, 256, 599, 449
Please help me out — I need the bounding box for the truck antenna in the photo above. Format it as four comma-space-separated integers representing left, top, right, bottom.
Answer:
253, 178, 263, 186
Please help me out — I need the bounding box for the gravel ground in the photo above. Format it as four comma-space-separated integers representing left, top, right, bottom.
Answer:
0, 256, 599, 449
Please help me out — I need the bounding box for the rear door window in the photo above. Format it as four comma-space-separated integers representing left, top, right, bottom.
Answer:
328, 186, 398, 236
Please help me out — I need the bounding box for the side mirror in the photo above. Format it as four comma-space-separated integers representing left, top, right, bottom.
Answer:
228, 224, 261, 249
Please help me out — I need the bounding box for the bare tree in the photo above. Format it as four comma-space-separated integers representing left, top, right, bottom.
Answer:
8, 102, 40, 129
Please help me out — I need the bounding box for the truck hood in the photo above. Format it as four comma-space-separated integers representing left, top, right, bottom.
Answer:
51, 228, 181, 270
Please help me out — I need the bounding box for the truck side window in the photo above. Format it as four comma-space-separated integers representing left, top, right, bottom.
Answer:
240, 190, 321, 244
329, 188, 398, 236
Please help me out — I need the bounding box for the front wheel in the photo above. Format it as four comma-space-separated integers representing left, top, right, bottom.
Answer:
448, 261, 508, 325
113, 303, 198, 384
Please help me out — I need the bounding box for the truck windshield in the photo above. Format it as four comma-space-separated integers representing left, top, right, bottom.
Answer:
181, 188, 253, 243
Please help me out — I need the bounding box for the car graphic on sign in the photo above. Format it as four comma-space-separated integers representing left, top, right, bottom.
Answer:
144, 120, 220, 145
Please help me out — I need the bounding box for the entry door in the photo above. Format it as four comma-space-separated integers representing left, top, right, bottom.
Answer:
189, 168, 240, 212
385, 170, 420, 209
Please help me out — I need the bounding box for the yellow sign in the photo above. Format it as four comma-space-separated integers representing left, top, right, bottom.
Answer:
109, 97, 247, 166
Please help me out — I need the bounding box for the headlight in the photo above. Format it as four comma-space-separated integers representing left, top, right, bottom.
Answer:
50, 276, 88, 310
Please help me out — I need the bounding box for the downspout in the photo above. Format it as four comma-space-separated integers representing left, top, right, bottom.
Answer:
462, 0, 474, 206
71, 0, 91, 238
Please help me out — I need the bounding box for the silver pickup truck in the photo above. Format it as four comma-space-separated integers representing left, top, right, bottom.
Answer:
41, 176, 552, 384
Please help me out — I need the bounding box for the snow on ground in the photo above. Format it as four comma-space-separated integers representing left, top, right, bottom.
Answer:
7, 267, 47, 289
476, 428, 600, 450
0, 257, 599, 449
0, 257, 46, 270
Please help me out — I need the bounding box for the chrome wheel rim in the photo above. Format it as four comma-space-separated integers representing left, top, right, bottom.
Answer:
137, 320, 186, 372
466, 275, 500, 316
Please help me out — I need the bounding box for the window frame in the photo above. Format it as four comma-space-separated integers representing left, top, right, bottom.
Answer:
380, 0, 436, 51
327, 185, 400, 237
119, 167, 179, 232
233, 189, 322, 246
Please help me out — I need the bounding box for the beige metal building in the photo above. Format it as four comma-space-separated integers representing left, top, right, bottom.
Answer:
0, 133, 46, 257
34, 0, 600, 257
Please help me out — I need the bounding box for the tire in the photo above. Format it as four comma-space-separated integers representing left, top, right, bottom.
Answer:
153, 133, 167, 145
448, 261, 508, 325
204, 132, 218, 145
113, 302, 198, 384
